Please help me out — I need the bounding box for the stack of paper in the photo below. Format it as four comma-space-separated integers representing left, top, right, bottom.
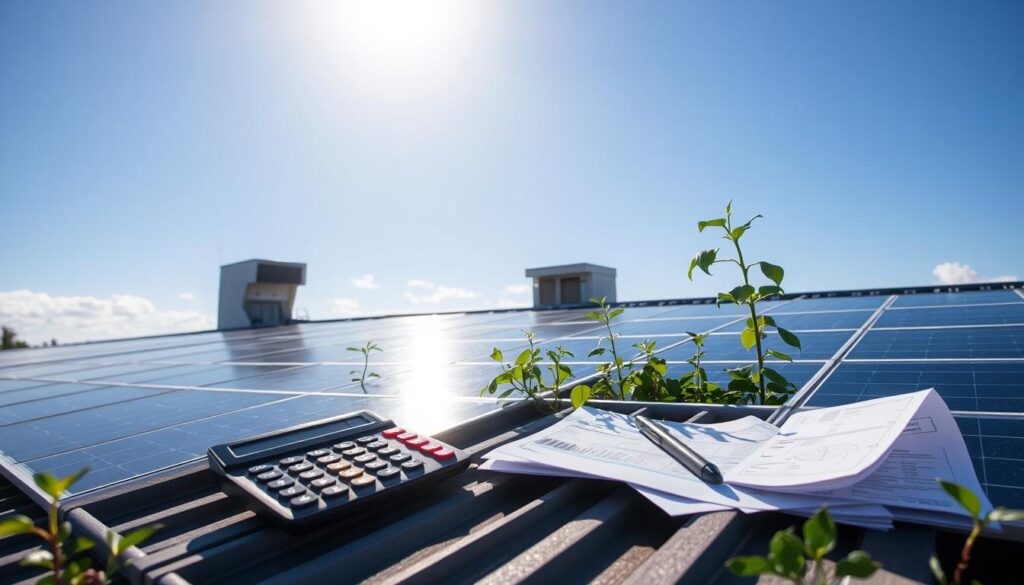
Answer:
481, 389, 992, 531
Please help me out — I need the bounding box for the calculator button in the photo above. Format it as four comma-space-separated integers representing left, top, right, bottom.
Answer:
351, 475, 376, 489
364, 460, 388, 472
356, 435, 377, 444
354, 453, 376, 464
306, 448, 331, 458
396, 432, 417, 442
378, 467, 401, 480
401, 459, 424, 471
326, 461, 352, 474
248, 464, 273, 475
419, 442, 443, 453
339, 468, 364, 481
279, 456, 304, 466
311, 476, 336, 490
378, 447, 400, 457
342, 447, 366, 458
432, 448, 456, 461
317, 454, 342, 465
333, 441, 356, 452
299, 469, 324, 482
290, 493, 318, 508
267, 477, 295, 490
365, 441, 388, 451
382, 427, 404, 438
289, 462, 314, 473
389, 453, 412, 463
256, 469, 283, 483
405, 437, 429, 449
322, 484, 349, 498
279, 485, 305, 498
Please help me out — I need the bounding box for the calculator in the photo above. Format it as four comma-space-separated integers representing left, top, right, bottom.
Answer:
207, 410, 470, 528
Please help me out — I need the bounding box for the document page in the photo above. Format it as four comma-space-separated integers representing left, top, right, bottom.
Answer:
725, 390, 931, 490
486, 407, 842, 511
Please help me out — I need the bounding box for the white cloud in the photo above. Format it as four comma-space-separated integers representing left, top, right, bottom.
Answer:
178, 292, 195, 301
932, 262, 1017, 285
328, 297, 363, 316
406, 279, 435, 290
0, 290, 214, 345
402, 284, 479, 305
497, 297, 531, 309
351, 274, 379, 290
503, 283, 532, 295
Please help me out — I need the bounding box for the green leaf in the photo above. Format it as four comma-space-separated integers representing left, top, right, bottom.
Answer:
768, 528, 806, 577
989, 507, 1024, 522
571, 385, 592, 409
64, 536, 96, 557
33, 467, 89, 501
609, 308, 624, 320
724, 556, 772, 577
740, 328, 758, 350
715, 292, 735, 307
729, 284, 755, 303
346, 347, 359, 352
589, 296, 607, 307
514, 349, 533, 366
588, 347, 607, 357
697, 218, 727, 232
802, 508, 836, 559
939, 480, 982, 518
758, 285, 783, 297
688, 248, 718, 280
20, 550, 54, 569
760, 261, 785, 286
765, 349, 794, 363
762, 367, 790, 387
490, 347, 503, 363
836, 550, 881, 579
776, 327, 802, 350
930, 554, 948, 585
112, 525, 160, 554
367, 372, 381, 379
759, 315, 777, 328
730, 225, 748, 241
0, 515, 36, 536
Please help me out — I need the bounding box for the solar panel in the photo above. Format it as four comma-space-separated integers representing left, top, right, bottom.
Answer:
954, 415, 1024, 508
2, 286, 1023, 501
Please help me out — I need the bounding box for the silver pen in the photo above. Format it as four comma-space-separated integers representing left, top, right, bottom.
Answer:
631, 408, 724, 484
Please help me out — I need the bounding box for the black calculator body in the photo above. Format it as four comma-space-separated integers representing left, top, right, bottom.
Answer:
208, 410, 470, 529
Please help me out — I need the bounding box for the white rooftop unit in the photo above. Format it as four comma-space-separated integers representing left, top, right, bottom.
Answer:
218, 259, 306, 330
524, 263, 617, 308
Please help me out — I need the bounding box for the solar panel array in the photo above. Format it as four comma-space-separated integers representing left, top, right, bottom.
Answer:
0, 286, 1022, 507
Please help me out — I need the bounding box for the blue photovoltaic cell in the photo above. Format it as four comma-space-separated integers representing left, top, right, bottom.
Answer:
804, 362, 1024, 412
955, 416, 1024, 509
596, 316, 739, 337
721, 311, 872, 332
0, 386, 167, 426
891, 290, 1022, 307
0, 383, 111, 408
849, 326, 1024, 359
658, 331, 852, 361
773, 296, 887, 312
877, 304, 1024, 328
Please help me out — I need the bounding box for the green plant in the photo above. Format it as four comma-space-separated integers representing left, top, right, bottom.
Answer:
726, 507, 880, 585
347, 341, 382, 393
689, 202, 802, 404
931, 480, 1024, 585
481, 331, 575, 413
583, 296, 632, 400
625, 340, 677, 402
0, 468, 159, 585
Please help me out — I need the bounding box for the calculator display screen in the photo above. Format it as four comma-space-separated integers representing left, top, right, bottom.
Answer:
229, 414, 376, 458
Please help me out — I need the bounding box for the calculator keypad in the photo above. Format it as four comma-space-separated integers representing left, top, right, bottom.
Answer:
228, 426, 465, 520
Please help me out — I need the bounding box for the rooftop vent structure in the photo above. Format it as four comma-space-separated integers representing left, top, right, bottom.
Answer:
217, 259, 306, 330
524, 263, 617, 308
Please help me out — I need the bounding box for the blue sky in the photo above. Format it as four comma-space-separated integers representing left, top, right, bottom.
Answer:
1, 1, 1022, 344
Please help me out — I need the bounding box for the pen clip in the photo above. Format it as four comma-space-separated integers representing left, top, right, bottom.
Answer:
629, 407, 648, 419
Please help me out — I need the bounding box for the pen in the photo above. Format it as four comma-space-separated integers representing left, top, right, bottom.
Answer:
631, 409, 724, 484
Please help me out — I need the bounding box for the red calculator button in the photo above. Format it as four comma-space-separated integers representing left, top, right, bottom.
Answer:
419, 442, 443, 453
432, 448, 455, 460
406, 437, 428, 448
397, 432, 417, 442
382, 427, 404, 438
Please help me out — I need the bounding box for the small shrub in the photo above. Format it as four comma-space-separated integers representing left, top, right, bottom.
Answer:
347, 341, 382, 393
481, 331, 575, 413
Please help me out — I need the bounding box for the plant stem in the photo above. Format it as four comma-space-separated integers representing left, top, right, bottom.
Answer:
604, 316, 626, 400
729, 233, 767, 403
360, 351, 369, 393
49, 500, 62, 585
952, 521, 982, 585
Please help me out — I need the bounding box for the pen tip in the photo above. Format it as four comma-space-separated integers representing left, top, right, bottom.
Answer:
702, 464, 724, 485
